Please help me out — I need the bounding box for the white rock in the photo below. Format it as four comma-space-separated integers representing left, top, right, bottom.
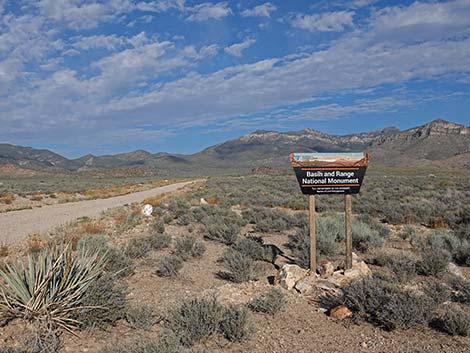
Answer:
200, 198, 209, 205
295, 274, 318, 295
278, 264, 308, 290
142, 204, 153, 216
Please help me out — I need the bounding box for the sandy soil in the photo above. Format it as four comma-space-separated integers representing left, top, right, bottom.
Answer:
0, 181, 193, 244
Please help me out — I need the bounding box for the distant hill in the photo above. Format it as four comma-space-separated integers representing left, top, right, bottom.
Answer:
1, 119, 469, 177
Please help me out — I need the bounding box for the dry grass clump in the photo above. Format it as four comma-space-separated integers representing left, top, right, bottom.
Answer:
25, 233, 46, 254
0, 243, 10, 258
82, 219, 106, 235
0, 192, 15, 205
155, 255, 184, 278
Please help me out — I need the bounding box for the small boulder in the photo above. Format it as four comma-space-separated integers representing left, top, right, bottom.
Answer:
330, 305, 353, 320
142, 204, 153, 217
295, 274, 318, 295
318, 260, 334, 278
448, 262, 464, 278
200, 198, 208, 205
278, 264, 308, 290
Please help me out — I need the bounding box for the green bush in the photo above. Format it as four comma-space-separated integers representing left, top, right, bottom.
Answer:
243, 207, 297, 233
417, 247, 451, 277
221, 249, 262, 283
74, 274, 127, 328
352, 220, 384, 252
342, 277, 435, 331
232, 237, 272, 262
175, 236, 206, 260
105, 246, 134, 278
151, 219, 165, 233
449, 277, 470, 304
385, 251, 417, 282
169, 297, 225, 346
126, 302, 155, 330
77, 234, 108, 255
205, 220, 240, 245
220, 305, 253, 342
249, 287, 285, 315
435, 306, 470, 337
155, 255, 184, 278
148, 233, 172, 250
125, 237, 152, 259
0, 246, 105, 331
423, 280, 451, 306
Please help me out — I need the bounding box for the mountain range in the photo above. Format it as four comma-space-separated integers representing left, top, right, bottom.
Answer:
1, 119, 469, 177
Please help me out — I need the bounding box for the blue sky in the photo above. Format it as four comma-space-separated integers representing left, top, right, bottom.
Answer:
1, 0, 469, 157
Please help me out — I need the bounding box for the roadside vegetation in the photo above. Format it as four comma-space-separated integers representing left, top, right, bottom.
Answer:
0, 169, 469, 352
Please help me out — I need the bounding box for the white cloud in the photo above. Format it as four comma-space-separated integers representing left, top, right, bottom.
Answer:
241, 2, 277, 18
292, 11, 354, 32
224, 37, 256, 57
136, 0, 186, 13
36, 0, 134, 29
185, 2, 231, 22
72, 34, 127, 51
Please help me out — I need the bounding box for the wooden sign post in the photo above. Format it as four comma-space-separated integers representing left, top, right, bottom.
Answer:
290, 152, 369, 272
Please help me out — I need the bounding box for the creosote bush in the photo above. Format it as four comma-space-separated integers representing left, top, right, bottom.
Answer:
221, 249, 262, 283
249, 287, 285, 315
125, 302, 155, 330
155, 255, 184, 278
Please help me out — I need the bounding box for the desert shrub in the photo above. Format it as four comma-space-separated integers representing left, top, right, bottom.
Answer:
449, 277, 470, 304
125, 237, 152, 259
205, 220, 240, 245
98, 331, 181, 353
0, 347, 26, 353
454, 223, 470, 241
417, 247, 451, 277
220, 305, 253, 342
74, 274, 127, 328
453, 240, 470, 266
116, 209, 142, 232
232, 237, 269, 262
423, 280, 451, 306
399, 225, 416, 240
434, 306, 470, 336
126, 302, 155, 330
243, 207, 297, 233
22, 323, 61, 353
342, 277, 435, 330
169, 297, 225, 346
105, 246, 134, 277
0, 246, 105, 331
221, 249, 262, 283
155, 255, 184, 278
167, 197, 190, 218
148, 233, 172, 250
152, 219, 165, 233
175, 236, 206, 260
77, 234, 108, 255
249, 287, 285, 315
0, 192, 15, 205
384, 251, 417, 282
352, 220, 384, 252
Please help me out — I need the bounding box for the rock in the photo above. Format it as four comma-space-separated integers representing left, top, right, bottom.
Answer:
142, 204, 153, 216
315, 279, 340, 291
330, 305, 353, 320
295, 274, 318, 295
448, 262, 464, 278
318, 260, 334, 278
278, 264, 308, 290
200, 198, 208, 205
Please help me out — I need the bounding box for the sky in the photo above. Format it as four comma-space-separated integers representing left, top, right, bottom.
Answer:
1, 0, 470, 157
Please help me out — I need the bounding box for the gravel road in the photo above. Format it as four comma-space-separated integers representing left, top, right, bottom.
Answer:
0, 181, 193, 244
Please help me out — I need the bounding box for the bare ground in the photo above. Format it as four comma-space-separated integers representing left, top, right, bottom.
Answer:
0, 181, 193, 244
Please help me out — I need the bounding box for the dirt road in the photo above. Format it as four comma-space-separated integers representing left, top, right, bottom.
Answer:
0, 181, 193, 244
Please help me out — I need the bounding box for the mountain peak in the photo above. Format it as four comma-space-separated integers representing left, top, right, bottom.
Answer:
419, 119, 469, 136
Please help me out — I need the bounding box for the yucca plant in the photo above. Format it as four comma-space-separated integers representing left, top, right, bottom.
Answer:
0, 245, 105, 332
